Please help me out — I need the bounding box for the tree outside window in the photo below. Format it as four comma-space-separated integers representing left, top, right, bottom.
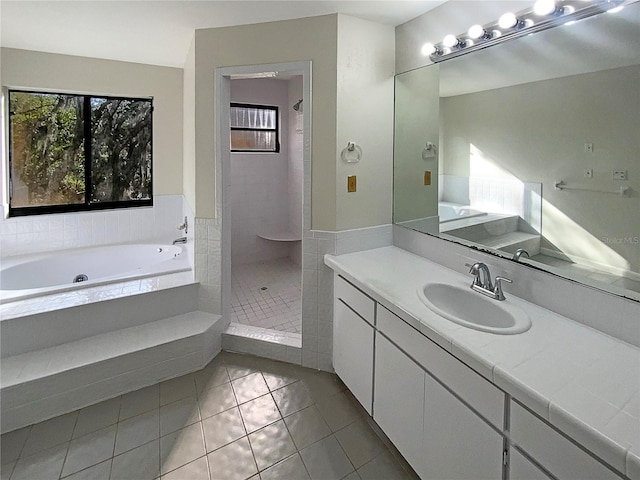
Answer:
8, 90, 152, 216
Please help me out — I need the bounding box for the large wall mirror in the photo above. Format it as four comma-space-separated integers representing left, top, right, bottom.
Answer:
394, 1, 640, 301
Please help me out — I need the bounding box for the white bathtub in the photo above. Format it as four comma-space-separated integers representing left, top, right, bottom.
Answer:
439, 202, 487, 223
0, 243, 191, 304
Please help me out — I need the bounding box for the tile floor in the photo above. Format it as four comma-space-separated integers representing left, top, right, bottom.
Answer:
231, 259, 302, 334
1, 352, 417, 480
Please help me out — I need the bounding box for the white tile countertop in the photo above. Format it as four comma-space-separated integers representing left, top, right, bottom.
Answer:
324, 246, 640, 479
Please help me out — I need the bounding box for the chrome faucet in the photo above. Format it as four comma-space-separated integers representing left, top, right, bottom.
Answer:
173, 237, 187, 245
467, 262, 493, 291
465, 262, 512, 301
178, 216, 188, 234
513, 249, 530, 262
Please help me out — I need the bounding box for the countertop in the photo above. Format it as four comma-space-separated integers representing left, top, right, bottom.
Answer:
325, 246, 640, 479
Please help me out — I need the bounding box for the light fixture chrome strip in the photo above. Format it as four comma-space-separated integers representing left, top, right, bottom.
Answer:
423, 0, 629, 63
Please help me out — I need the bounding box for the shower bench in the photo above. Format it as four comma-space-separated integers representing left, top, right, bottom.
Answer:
257, 231, 302, 242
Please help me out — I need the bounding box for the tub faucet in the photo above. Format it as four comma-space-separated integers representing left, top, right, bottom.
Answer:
173, 237, 187, 245
513, 249, 530, 262
178, 216, 188, 234
465, 262, 512, 301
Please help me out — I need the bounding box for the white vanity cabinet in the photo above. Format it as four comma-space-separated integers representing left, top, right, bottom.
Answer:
375, 305, 505, 479
327, 251, 635, 480
422, 372, 504, 480
374, 333, 425, 471
332, 275, 375, 414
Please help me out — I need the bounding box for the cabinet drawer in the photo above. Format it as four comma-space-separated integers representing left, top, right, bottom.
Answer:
334, 275, 375, 326
510, 401, 622, 480
377, 305, 504, 429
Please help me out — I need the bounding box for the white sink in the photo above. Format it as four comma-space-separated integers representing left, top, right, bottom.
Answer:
417, 283, 531, 335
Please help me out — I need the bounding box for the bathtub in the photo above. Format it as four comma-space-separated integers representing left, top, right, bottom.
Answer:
439, 202, 487, 223
0, 243, 191, 304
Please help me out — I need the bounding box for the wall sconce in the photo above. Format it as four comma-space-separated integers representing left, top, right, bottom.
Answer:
422, 0, 627, 63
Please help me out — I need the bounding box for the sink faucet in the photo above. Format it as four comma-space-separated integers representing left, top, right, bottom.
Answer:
465, 262, 512, 301
513, 249, 530, 262
173, 237, 187, 245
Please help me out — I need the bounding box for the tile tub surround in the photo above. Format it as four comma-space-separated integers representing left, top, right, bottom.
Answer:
325, 246, 640, 479
0, 352, 418, 480
0, 195, 192, 259
1, 310, 223, 433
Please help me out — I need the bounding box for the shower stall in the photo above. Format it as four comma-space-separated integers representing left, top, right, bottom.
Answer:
229, 76, 304, 336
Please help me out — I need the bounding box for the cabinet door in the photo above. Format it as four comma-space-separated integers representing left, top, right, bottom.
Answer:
422, 373, 504, 480
333, 300, 374, 413
510, 448, 553, 480
374, 333, 425, 475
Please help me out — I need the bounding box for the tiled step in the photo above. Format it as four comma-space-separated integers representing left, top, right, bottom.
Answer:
479, 231, 541, 252
223, 322, 302, 365
442, 214, 520, 242
1, 311, 224, 433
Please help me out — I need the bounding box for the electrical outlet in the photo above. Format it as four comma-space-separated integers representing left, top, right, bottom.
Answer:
424, 171, 432, 186
347, 175, 357, 192
584, 168, 593, 179
613, 170, 627, 180
584, 143, 594, 153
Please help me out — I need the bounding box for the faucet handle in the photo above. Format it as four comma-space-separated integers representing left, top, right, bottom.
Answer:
494, 276, 513, 301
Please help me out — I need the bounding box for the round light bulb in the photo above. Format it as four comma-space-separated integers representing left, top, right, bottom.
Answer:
421, 43, 436, 56
498, 12, 518, 29
533, 0, 556, 16
443, 34, 459, 48
468, 24, 485, 39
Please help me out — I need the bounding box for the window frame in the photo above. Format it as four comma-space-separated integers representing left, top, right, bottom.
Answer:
230, 102, 280, 153
7, 89, 154, 217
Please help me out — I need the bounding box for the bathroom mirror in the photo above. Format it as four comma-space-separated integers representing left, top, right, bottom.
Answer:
393, 2, 640, 300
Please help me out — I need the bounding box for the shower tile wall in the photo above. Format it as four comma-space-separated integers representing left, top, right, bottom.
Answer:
229, 77, 303, 334
230, 78, 295, 266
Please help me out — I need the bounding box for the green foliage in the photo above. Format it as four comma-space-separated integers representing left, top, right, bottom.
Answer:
9, 91, 152, 209
10, 92, 84, 207
91, 98, 151, 202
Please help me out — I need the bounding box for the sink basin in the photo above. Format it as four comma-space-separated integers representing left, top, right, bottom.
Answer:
417, 283, 531, 335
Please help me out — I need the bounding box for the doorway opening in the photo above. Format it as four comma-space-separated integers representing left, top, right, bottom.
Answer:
216, 62, 311, 355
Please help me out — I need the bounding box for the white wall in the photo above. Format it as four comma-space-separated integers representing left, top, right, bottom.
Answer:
230, 78, 291, 265
0, 48, 190, 257
192, 15, 338, 228
335, 15, 395, 230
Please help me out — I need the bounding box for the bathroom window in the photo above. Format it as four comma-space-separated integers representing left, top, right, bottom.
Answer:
230, 103, 280, 153
7, 90, 153, 216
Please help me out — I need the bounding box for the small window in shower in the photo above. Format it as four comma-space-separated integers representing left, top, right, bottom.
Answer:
230, 103, 280, 153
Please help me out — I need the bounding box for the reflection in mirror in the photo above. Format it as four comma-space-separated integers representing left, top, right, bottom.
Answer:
393, 2, 640, 300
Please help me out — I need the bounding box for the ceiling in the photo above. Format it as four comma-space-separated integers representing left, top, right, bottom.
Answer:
0, 1, 445, 68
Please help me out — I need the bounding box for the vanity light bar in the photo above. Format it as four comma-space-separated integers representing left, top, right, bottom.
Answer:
424, 0, 627, 62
